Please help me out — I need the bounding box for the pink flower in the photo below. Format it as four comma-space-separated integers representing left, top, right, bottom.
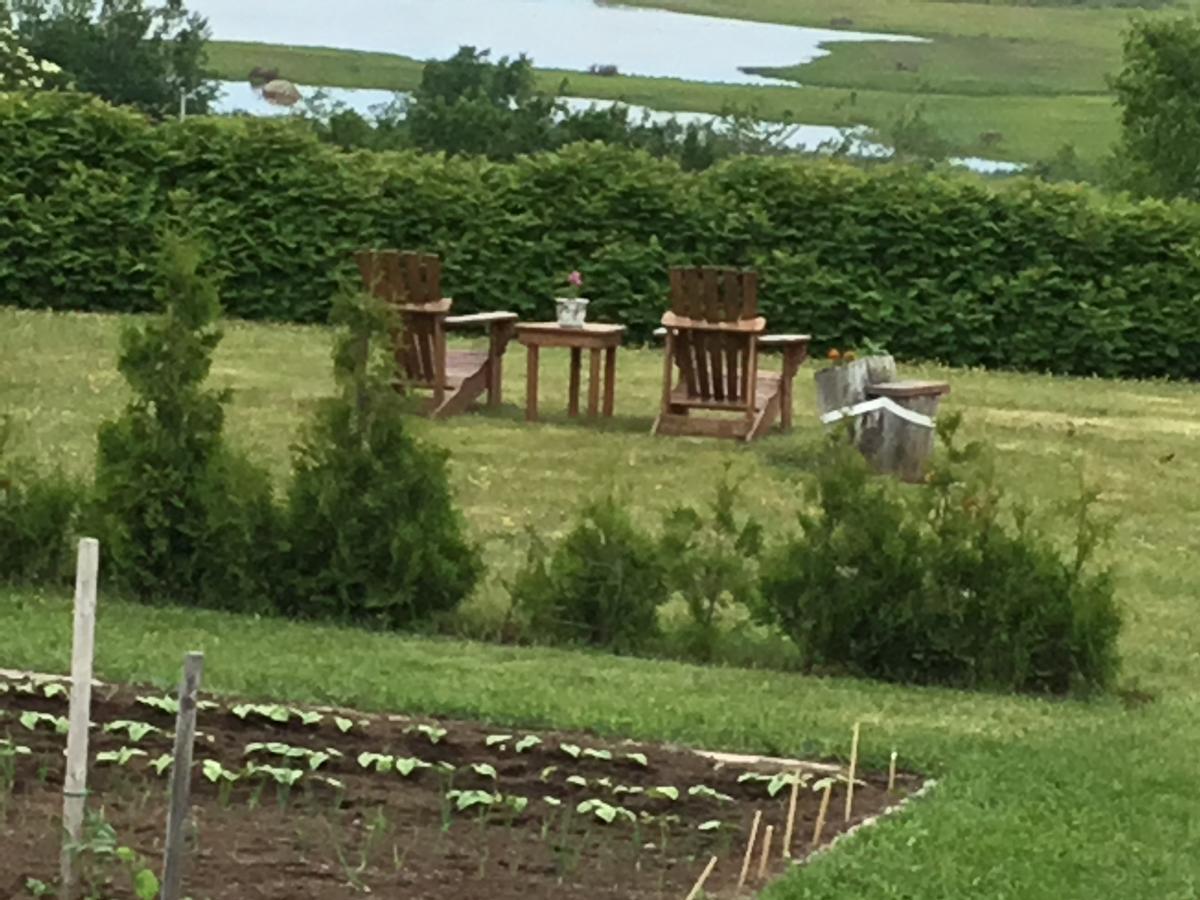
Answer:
567, 270, 583, 287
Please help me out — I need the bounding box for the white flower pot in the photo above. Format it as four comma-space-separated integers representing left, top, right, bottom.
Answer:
555, 297, 589, 328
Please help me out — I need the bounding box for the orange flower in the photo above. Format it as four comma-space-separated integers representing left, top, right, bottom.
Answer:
843, 351, 857, 362
827, 348, 841, 362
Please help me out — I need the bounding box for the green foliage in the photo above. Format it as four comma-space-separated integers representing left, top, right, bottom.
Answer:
510, 495, 667, 652
6, 93, 1200, 379
660, 469, 763, 661
9, 0, 216, 116
758, 418, 1122, 694
0, 418, 80, 584
90, 234, 279, 611
1111, 14, 1200, 200
0, 16, 67, 89
280, 290, 482, 629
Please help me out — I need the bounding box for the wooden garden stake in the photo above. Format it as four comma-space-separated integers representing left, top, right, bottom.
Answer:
782, 777, 800, 858
60, 538, 99, 900
684, 855, 718, 900
844, 722, 861, 824
757, 824, 774, 881
735, 809, 762, 893
888, 750, 898, 793
810, 782, 833, 850
161, 652, 205, 900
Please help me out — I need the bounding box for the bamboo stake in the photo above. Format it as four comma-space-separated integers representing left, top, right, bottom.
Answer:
684, 855, 718, 900
781, 776, 800, 858
161, 652, 204, 900
887, 750, 898, 793
756, 824, 774, 881
810, 782, 833, 850
735, 809, 762, 893
844, 722, 861, 824
60, 538, 99, 900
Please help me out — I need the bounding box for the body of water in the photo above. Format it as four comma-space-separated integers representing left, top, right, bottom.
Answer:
190, 0, 922, 86
213, 81, 1024, 175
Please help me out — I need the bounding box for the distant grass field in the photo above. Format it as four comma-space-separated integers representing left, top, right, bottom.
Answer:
3, 305, 1200, 898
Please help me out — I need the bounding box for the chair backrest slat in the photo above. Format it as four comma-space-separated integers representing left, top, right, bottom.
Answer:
355, 249, 449, 387
667, 266, 760, 407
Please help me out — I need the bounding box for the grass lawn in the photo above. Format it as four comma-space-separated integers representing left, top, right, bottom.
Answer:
2, 306, 1200, 896
206, 0, 1198, 165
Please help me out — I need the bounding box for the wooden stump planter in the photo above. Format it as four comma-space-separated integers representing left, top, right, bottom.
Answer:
814, 356, 950, 483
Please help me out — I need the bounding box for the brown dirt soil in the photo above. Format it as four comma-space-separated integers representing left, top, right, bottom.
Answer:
0, 676, 922, 899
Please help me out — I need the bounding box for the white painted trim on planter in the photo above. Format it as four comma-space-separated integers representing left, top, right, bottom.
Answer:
819, 397, 934, 429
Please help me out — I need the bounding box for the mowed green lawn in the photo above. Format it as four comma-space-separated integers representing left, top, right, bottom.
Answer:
207, 0, 1196, 165
3, 306, 1200, 898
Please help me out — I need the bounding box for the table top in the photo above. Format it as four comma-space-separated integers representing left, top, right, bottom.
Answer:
517, 321, 626, 348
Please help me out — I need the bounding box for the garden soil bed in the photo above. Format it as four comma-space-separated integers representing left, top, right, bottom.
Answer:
0, 674, 922, 899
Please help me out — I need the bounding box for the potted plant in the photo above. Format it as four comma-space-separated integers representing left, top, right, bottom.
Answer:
555, 271, 588, 328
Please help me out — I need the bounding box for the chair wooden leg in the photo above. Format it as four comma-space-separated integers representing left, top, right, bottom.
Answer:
568, 348, 581, 417
588, 349, 601, 417
603, 346, 617, 417
525, 346, 539, 422
747, 390, 781, 442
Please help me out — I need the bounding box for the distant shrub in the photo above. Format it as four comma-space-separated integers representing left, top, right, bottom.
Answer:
660, 469, 763, 661
758, 417, 1121, 694
0, 418, 81, 585
89, 235, 280, 611
280, 290, 482, 629
510, 495, 667, 652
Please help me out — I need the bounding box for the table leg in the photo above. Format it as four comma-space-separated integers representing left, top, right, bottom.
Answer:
568, 347, 582, 417
525, 345, 539, 422
603, 346, 617, 417
588, 349, 601, 417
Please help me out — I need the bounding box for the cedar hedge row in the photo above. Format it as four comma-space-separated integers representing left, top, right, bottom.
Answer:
5, 92, 1200, 379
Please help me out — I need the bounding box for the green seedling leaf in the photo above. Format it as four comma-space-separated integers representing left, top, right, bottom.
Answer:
19, 711, 67, 734
414, 724, 447, 744
506, 795, 529, 814
738, 772, 771, 784
293, 709, 323, 726
201, 759, 237, 783
307, 752, 331, 771
357, 752, 394, 773
42, 682, 68, 699
0, 742, 32, 757
231, 704, 253, 720
137, 696, 179, 715
624, 753, 648, 767
197, 700, 219, 712
689, 785, 735, 803
812, 776, 837, 793
613, 785, 643, 795
264, 705, 290, 723
543, 796, 562, 807
19, 711, 39, 731
437, 761, 456, 773
471, 763, 498, 780
647, 786, 680, 801
594, 776, 612, 789
515, 735, 542, 753
565, 775, 588, 789
104, 721, 160, 742
96, 748, 147, 766
576, 799, 631, 824
248, 763, 304, 786
149, 754, 173, 775
559, 743, 581, 759
132, 868, 159, 900
698, 820, 723, 832
767, 773, 794, 798
334, 717, 353, 734
485, 734, 513, 748
319, 776, 345, 790
395, 757, 431, 777
539, 765, 558, 782
448, 789, 497, 811
582, 748, 613, 761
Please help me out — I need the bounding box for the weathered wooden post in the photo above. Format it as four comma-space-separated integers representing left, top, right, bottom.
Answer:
161, 652, 204, 900
61, 538, 99, 900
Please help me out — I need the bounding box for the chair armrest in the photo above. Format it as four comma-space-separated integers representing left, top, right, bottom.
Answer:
445, 312, 519, 330
759, 334, 812, 348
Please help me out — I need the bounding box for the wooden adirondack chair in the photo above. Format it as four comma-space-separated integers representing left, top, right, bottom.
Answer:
653, 266, 810, 442
355, 250, 518, 418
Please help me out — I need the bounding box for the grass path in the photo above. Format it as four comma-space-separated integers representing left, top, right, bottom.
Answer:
3, 307, 1200, 897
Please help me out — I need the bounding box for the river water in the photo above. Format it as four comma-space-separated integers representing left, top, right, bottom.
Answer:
188, 0, 922, 86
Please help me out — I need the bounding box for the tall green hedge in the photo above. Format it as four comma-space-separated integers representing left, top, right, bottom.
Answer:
6, 92, 1200, 378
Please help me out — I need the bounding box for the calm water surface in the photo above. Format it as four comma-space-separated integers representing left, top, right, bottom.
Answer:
191, 0, 921, 85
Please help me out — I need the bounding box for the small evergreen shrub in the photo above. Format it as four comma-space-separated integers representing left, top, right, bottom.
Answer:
89, 235, 279, 611
280, 291, 482, 629
758, 417, 1122, 694
0, 418, 81, 585
660, 469, 763, 661
510, 495, 667, 652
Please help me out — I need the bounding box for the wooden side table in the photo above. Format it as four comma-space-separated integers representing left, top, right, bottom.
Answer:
516, 323, 626, 422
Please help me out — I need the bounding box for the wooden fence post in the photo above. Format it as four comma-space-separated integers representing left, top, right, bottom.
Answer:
161, 652, 204, 900
60, 538, 99, 900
